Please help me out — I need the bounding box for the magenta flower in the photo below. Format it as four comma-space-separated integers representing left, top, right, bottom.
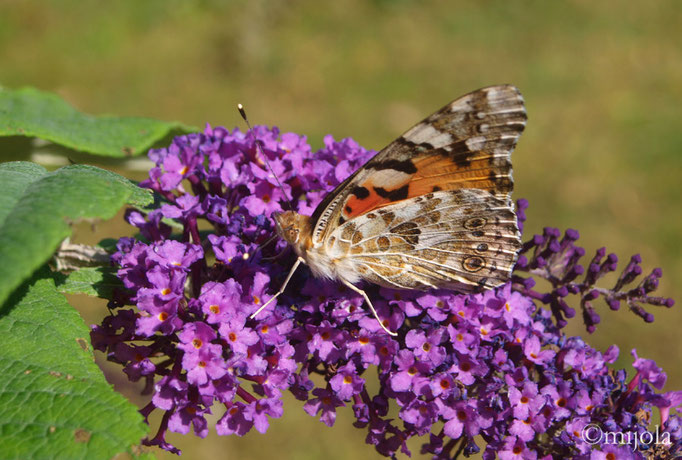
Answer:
216, 402, 252, 436
115, 343, 156, 381
497, 436, 537, 460
197, 280, 243, 324
631, 348, 667, 390
523, 335, 557, 365
441, 399, 493, 439
160, 193, 201, 221
389, 349, 431, 393
304, 388, 345, 426
508, 382, 542, 421
242, 397, 284, 434
405, 328, 446, 367
330, 362, 365, 400
177, 322, 217, 353
218, 318, 259, 355
152, 375, 189, 411
182, 342, 226, 385
168, 402, 210, 437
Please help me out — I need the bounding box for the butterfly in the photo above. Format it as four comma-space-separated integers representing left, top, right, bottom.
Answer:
251, 85, 526, 335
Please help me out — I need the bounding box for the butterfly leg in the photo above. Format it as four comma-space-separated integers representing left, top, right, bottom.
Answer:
340, 280, 397, 336
250, 257, 305, 318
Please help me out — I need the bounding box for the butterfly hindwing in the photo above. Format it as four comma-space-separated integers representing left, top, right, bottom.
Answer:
310, 85, 526, 245
324, 189, 521, 291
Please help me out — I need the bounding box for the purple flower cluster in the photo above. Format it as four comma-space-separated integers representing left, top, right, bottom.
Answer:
512, 208, 675, 333
92, 125, 681, 458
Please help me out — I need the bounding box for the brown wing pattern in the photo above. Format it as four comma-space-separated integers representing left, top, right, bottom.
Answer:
310, 85, 527, 245
325, 189, 521, 291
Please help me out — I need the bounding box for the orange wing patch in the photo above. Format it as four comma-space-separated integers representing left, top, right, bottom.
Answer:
340, 158, 417, 220
343, 181, 409, 220
340, 150, 511, 222
408, 153, 512, 197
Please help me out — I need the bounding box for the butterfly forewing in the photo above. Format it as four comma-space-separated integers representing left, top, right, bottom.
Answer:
310, 84, 526, 245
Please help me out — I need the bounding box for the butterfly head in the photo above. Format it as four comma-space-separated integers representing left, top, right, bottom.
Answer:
273, 211, 312, 252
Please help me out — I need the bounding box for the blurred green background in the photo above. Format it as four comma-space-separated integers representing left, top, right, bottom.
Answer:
1, 1, 681, 458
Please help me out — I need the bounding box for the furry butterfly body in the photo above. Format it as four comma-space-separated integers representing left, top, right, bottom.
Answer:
256, 85, 527, 335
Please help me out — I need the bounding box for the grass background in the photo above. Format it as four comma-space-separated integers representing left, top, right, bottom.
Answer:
1, 1, 681, 458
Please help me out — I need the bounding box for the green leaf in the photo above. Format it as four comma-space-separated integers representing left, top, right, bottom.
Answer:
55, 267, 121, 299
0, 268, 147, 459
0, 86, 196, 157
0, 161, 47, 223
0, 161, 153, 307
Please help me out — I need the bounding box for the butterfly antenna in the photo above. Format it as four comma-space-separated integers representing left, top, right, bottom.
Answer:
237, 104, 295, 213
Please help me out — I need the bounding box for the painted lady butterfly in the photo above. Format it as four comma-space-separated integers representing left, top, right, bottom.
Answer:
252, 85, 526, 335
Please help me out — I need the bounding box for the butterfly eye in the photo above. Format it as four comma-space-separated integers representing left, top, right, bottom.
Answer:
287, 227, 300, 243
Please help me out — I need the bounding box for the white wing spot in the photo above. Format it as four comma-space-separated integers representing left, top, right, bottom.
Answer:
370, 169, 412, 188
486, 86, 503, 101
404, 123, 453, 148
465, 135, 487, 151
